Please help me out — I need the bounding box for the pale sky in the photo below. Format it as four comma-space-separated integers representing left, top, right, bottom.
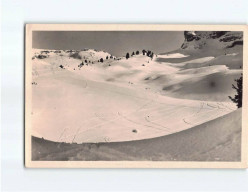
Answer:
33, 31, 184, 57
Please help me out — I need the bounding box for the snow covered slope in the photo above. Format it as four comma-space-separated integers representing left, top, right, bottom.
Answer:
31, 39, 241, 143
159, 31, 243, 70
154, 31, 243, 101
32, 108, 241, 161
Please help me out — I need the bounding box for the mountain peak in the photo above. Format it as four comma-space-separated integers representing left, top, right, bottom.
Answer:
181, 31, 243, 50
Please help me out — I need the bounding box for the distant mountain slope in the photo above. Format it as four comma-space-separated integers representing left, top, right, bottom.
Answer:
32, 48, 113, 63
158, 31, 243, 69
181, 31, 243, 52
152, 31, 243, 101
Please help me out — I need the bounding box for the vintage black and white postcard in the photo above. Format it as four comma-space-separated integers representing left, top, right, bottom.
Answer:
25, 24, 248, 168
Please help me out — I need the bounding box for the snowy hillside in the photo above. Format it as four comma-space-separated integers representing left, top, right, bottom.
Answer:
159, 31, 243, 69
31, 32, 242, 144
32, 48, 113, 62
181, 31, 243, 51
32, 109, 241, 161
155, 31, 243, 101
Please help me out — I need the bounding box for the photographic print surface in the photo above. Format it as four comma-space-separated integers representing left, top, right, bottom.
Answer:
25, 24, 248, 168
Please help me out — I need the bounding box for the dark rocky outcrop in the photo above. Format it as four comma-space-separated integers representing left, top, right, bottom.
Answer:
184, 31, 200, 42
209, 31, 227, 39
181, 31, 243, 53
